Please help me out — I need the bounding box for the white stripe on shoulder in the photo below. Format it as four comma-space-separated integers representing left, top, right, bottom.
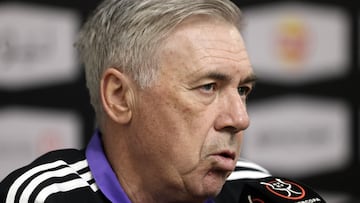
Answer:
79, 171, 99, 192
90, 182, 99, 192
236, 159, 270, 174
6, 159, 88, 203
226, 170, 271, 181
78, 170, 93, 182
19, 160, 88, 202
35, 179, 90, 202
6, 160, 67, 203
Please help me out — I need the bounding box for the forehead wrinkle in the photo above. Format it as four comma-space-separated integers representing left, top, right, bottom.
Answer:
189, 46, 252, 74
194, 55, 252, 71
192, 39, 243, 52
193, 45, 249, 61
196, 55, 248, 64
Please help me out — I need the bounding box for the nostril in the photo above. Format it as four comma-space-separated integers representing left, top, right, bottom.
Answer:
223, 126, 240, 134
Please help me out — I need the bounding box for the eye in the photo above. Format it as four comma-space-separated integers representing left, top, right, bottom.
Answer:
199, 83, 216, 93
237, 86, 251, 97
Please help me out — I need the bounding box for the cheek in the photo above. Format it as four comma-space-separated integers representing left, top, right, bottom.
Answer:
138, 87, 216, 167
158, 100, 210, 161
137, 92, 194, 150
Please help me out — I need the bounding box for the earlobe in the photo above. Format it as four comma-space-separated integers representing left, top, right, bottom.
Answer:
100, 68, 133, 124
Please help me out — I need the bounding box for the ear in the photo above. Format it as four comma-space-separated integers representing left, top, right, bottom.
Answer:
100, 68, 134, 124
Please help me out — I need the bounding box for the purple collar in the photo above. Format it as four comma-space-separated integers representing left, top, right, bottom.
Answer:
86, 130, 131, 203
86, 129, 214, 203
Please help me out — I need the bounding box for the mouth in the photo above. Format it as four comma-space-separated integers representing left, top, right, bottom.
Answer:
217, 151, 236, 160
210, 150, 237, 171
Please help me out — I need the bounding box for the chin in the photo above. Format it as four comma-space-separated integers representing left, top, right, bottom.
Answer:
206, 186, 223, 197
200, 172, 228, 196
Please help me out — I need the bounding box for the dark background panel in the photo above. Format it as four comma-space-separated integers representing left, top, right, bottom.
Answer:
0, 0, 358, 200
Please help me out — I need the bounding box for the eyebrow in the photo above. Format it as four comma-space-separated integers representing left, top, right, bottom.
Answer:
242, 73, 258, 85
204, 72, 258, 85
205, 72, 231, 82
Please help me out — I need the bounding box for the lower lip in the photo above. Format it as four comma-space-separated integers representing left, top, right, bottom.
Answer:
211, 155, 236, 171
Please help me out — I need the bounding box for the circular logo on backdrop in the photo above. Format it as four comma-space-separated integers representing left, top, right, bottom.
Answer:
260, 178, 306, 200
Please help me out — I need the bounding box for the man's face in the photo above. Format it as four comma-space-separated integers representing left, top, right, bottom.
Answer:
130, 16, 255, 200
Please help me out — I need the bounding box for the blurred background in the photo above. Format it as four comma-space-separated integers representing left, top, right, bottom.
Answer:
0, 0, 358, 202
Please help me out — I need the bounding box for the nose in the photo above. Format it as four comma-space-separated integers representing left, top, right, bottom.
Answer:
214, 90, 250, 134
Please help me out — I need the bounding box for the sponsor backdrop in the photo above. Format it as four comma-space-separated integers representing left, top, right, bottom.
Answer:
0, 0, 358, 202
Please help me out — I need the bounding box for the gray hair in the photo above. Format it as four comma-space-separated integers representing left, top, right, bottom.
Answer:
75, 0, 243, 121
